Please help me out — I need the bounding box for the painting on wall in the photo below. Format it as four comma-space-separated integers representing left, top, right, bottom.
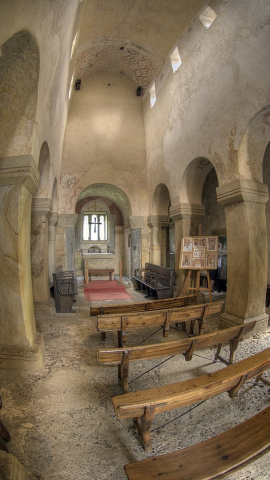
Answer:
180, 236, 218, 270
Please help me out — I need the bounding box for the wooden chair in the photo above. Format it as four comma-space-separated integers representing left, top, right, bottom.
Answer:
112, 348, 270, 451
98, 322, 256, 392
124, 405, 270, 479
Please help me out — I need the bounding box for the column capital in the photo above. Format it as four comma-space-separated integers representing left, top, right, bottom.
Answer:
32, 198, 52, 218
0, 155, 39, 194
217, 179, 269, 207
58, 213, 78, 228
169, 203, 205, 220
49, 212, 58, 227
147, 215, 170, 228
129, 216, 145, 229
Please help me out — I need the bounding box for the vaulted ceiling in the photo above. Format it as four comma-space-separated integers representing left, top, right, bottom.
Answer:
75, 0, 207, 89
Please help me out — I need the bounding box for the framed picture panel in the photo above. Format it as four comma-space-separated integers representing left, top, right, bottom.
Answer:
180, 236, 218, 270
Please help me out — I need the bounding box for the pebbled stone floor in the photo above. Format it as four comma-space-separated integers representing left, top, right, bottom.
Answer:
0, 281, 270, 479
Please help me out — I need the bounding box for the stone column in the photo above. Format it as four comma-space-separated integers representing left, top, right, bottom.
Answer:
217, 179, 269, 331
31, 198, 52, 303
58, 214, 78, 272
170, 203, 205, 294
147, 215, 169, 266
0, 155, 44, 369
48, 213, 58, 283
129, 216, 146, 276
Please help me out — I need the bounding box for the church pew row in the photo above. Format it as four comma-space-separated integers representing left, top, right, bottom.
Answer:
97, 301, 224, 347
98, 322, 256, 393
90, 293, 197, 316
124, 405, 270, 480
112, 348, 270, 452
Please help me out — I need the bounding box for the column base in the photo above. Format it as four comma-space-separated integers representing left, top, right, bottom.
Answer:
0, 450, 32, 480
34, 299, 55, 317
219, 312, 269, 335
0, 332, 45, 371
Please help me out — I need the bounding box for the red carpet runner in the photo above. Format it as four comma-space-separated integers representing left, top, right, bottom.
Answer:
84, 280, 131, 301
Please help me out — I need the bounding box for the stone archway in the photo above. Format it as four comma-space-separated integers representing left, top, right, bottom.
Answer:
217, 106, 270, 331
148, 183, 171, 267
0, 31, 43, 369
31, 142, 52, 304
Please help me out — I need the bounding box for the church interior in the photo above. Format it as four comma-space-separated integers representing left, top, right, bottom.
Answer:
1, 0, 270, 478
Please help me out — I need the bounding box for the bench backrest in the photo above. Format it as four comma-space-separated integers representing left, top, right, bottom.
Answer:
97, 322, 255, 365
90, 294, 197, 317
124, 406, 270, 480
97, 301, 224, 332
112, 347, 270, 419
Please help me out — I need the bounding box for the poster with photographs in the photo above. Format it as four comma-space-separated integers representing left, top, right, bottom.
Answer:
180, 236, 218, 270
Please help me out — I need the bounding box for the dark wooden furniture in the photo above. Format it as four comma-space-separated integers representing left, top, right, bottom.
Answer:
124, 405, 270, 479
90, 293, 197, 316
52, 270, 77, 313
0, 396, 10, 452
98, 322, 255, 393
266, 284, 270, 306
112, 348, 270, 451
216, 276, 227, 292
97, 301, 224, 347
133, 263, 175, 299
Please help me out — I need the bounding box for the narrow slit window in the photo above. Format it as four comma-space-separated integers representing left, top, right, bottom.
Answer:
199, 6, 217, 29
170, 47, 182, 73
150, 83, 156, 108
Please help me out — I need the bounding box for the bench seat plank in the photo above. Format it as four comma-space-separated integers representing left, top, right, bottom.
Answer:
97, 301, 224, 347
98, 322, 255, 392
112, 348, 270, 450
90, 294, 197, 316
113, 348, 270, 419
124, 405, 270, 480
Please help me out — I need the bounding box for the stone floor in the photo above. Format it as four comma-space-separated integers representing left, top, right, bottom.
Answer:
1, 280, 270, 479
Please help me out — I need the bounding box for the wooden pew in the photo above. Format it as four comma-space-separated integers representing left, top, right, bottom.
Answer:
52, 270, 77, 313
97, 301, 224, 347
112, 348, 270, 451
124, 405, 270, 479
98, 322, 256, 393
90, 293, 197, 317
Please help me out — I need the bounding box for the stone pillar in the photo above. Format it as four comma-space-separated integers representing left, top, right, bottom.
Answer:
0, 155, 44, 369
58, 214, 78, 272
147, 215, 169, 266
129, 216, 146, 276
217, 179, 269, 331
31, 198, 52, 303
170, 203, 205, 294
48, 213, 58, 283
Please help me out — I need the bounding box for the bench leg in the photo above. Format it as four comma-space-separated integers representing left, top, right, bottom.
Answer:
134, 406, 155, 452
119, 353, 130, 393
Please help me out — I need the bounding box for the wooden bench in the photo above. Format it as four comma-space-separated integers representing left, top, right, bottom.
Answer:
97, 301, 224, 347
52, 270, 77, 313
98, 322, 256, 393
0, 396, 10, 452
112, 347, 270, 451
124, 405, 270, 479
90, 293, 197, 317
133, 263, 175, 299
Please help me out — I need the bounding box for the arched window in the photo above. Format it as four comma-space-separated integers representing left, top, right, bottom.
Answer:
83, 213, 108, 241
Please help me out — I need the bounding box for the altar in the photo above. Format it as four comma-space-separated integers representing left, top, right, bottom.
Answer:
83, 252, 115, 284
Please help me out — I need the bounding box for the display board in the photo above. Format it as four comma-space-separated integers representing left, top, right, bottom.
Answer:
180, 236, 218, 270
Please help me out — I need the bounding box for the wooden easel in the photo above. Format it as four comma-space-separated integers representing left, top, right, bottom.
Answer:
182, 269, 212, 303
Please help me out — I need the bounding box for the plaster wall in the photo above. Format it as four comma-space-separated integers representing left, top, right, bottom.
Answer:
60, 72, 148, 216
0, 0, 82, 183
143, 0, 270, 206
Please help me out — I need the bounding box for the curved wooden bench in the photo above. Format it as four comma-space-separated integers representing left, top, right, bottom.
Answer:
97, 301, 224, 347
112, 348, 270, 451
90, 294, 197, 317
98, 322, 256, 392
124, 405, 270, 479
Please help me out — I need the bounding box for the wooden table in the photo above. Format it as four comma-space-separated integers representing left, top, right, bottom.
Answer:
84, 260, 114, 285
